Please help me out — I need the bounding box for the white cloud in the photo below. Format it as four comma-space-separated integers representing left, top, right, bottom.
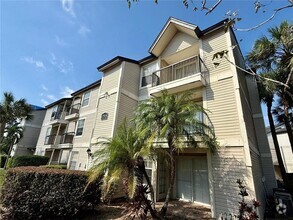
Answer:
41, 84, 48, 91
49, 53, 73, 74
60, 86, 74, 98
55, 35, 68, 47
22, 56, 46, 70
78, 25, 91, 37
47, 94, 57, 101
40, 99, 49, 106
61, 0, 75, 17
59, 60, 73, 74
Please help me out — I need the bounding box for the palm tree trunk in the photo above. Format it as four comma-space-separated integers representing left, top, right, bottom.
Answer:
160, 137, 176, 217
283, 105, 293, 152
0, 122, 6, 144
141, 163, 156, 210
268, 102, 287, 182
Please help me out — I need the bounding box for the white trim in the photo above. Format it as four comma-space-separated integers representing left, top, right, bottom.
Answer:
79, 109, 96, 117
121, 88, 139, 101
253, 113, 263, 118
111, 62, 124, 137
139, 60, 159, 89
75, 118, 86, 137
81, 90, 91, 108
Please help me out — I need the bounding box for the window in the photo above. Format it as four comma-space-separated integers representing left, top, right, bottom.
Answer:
81, 91, 90, 107
159, 159, 166, 194
144, 158, 153, 184
141, 62, 157, 87
76, 119, 85, 136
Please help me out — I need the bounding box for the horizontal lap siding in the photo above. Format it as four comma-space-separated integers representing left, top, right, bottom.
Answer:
116, 93, 138, 128
100, 65, 121, 93
92, 93, 117, 139
250, 150, 266, 217
202, 30, 230, 75
206, 78, 241, 139
122, 62, 140, 96
162, 32, 197, 58
212, 147, 249, 217
36, 108, 53, 147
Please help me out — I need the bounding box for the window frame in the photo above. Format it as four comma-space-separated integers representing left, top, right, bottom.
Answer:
75, 118, 85, 137
140, 61, 159, 89
81, 91, 91, 107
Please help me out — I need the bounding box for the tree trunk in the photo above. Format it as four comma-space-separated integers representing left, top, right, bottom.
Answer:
160, 137, 176, 217
0, 122, 6, 144
268, 102, 287, 182
281, 96, 293, 153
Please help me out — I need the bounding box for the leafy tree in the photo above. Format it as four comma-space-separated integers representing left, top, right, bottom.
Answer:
0, 92, 32, 143
248, 21, 293, 151
134, 90, 218, 217
88, 121, 159, 219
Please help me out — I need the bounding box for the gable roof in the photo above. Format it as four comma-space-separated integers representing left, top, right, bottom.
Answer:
149, 17, 229, 57
71, 79, 101, 96
149, 17, 201, 57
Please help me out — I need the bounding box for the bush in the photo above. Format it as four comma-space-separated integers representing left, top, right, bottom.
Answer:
0, 155, 7, 168
40, 164, 67, 169
10, 155, 49, 168
0, 166, 101, 219
6, 157, 13, 169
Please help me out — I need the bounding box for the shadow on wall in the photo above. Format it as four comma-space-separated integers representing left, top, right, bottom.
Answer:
212, 147, 251, 218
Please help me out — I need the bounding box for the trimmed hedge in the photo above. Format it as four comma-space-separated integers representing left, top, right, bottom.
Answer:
40, 164, 67, 169
9, 155, 49, 168
0, 166, 101, 219
0, 155, 8, 168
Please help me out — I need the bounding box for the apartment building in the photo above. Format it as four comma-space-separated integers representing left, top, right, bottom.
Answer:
35, 17, 276, 218
11, 105, 46, 157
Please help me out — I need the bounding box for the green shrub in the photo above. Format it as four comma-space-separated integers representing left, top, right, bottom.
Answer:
0, 166, 101, 219
40, 164, 67, 169
6, 157, 13, 169
10, 155, 49, 167
0, 155, 8, 168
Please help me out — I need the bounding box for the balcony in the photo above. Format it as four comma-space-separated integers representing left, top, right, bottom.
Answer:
150, 56, 207, 97
59, 132, 74, 148
45, 132, 74, 148
44, 134, 57, 146
49, 111, 69, 125
65, 103, 81, 120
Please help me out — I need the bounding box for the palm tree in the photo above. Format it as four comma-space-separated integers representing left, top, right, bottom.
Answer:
88, 121, 160, 219
1, 122, 24, 169
0, 92, 32, 142
257, 74, 287, 181
134, 90, 218, 217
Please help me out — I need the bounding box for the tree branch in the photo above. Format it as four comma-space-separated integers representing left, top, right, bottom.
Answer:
236, 4, 293, 32
223, 56, 290, 89
201, 0, 222, 15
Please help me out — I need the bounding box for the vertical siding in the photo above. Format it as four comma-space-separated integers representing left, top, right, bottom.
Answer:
206, 78, 241, 139
100, 65, 121, 93
202, 30, 230, 75
212, 146, 251, 217
161, 32, 198, 58
92, 93, 117, 139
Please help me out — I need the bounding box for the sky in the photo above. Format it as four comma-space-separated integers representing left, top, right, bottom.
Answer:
0, 0, 292, 123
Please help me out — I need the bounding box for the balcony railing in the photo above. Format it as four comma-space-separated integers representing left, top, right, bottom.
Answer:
44, 134, 56, 145
59, 132, 74, 144
68, 103, 81, 115
152, 56, 207, 87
